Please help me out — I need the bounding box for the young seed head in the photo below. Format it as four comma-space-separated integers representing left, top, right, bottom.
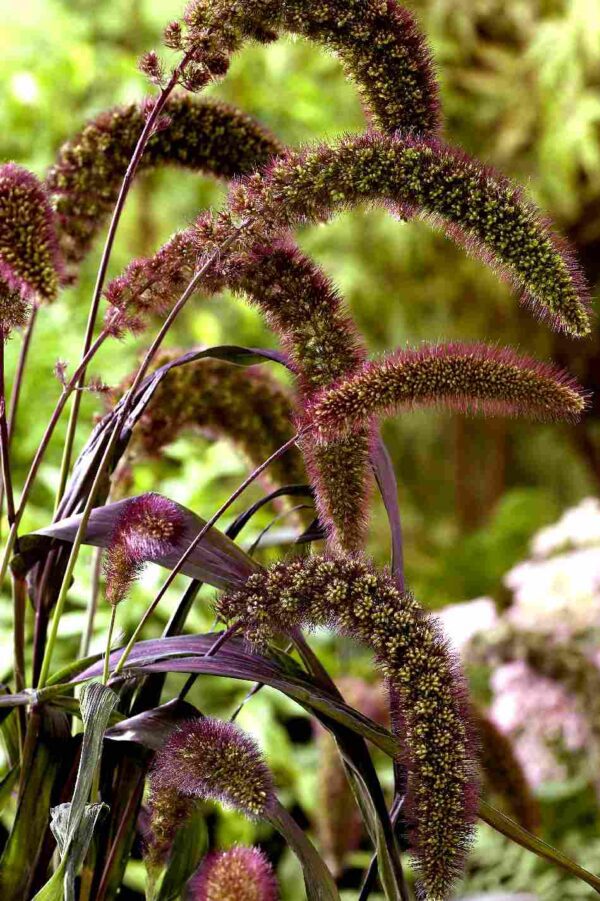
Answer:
474, 707, 540, 834
0, 163, 63, 302
47, 97, 283, 278
177, 0, 440, 134
189, 846, 278, 901
0, 285, 31, 337
151, 717, 275, 820
104, 493, 185, 605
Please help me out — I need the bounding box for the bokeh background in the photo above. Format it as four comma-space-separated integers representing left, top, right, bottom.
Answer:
2, 1, 600, 897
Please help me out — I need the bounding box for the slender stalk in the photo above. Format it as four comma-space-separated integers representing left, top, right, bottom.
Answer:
0, 328, 110, 588
80, 545, 104, 658
0, 305, 38, 528
103, 606, 117, 685
12, 572, 27, 760
55, 50, 195, 507
7, 303, 38, 439
0, 338, 16, 527
112, 430, 301, 676
36, 225, 251, 687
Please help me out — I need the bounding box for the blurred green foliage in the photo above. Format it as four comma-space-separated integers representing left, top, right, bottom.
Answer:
1, 1, 600, 897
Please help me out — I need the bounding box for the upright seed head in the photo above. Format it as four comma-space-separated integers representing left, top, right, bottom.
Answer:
0, 163, 63, 303
104, 493, 185, 605
189, 846, 278, 901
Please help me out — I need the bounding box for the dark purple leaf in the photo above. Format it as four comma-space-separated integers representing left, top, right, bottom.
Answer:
74, 635, 396, 757
371, 434, 405, 592
27, 495, 261, 591
105, 698, 199, 750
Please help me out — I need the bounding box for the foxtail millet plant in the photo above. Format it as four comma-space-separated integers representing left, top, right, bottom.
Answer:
0, 1, 596, 900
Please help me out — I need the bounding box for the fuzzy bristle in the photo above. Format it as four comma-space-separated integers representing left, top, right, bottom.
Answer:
0, 163, 63, 303
150, 717, 275, 820
178, 0, 440, 135
304, 343, 587, 439
229, 132, 591, 337
47, 96, 283, 278
217, 556, 479, 900
189, 847, 278, 901
104, 493, 185, 605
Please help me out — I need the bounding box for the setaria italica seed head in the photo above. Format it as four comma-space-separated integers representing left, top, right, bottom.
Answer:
217, 555, 479, 900
189, 846, 279, 901
304, 343, 587, 440
104, 493, 185, 605
104, 229, 376, 554
177, 0, 440, 135
0, 163, 63, 304
150, 717, 275, 820
46, 96, 283, 279
230, 132, 591, 336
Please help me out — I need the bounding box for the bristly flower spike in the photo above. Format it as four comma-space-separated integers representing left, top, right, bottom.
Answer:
217, 555, 479, 900
147, 717, 276, 872
189, 847, 278, 901
230, 132, 591, 336
178, 0, 440, 135
47, 97, 283, 279
305, 343, 587, 440
104, 493, 185, 605
0, 163, 63, 305
473, 707, 540, 834
150, 717, 275, 819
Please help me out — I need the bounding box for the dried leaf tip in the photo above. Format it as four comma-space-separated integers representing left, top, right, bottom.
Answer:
304, 343, 587, 440
0, 163, 63, 304
104, 493, 185, 605
150, 717, 275, 820
190, 847, 278, 901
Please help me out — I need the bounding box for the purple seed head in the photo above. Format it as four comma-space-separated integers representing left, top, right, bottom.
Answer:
217, 555, 479, 899
104, 493, 185, 605
304, 343, 587, 441
151, 717, 275, 820
189, 846, 278, 901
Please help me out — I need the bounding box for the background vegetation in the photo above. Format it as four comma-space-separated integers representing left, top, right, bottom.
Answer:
2, 1, 600, 897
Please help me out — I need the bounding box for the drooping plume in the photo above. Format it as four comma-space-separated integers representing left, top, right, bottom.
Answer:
230, 133, 591, 336
0, 163, 63, 303
217, 555, 478, 900
104, 492, 185, 605
305, 343, 587, 440
189, 847, 278, 901
46, 97, 283, 278
177, 0, 440, 135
